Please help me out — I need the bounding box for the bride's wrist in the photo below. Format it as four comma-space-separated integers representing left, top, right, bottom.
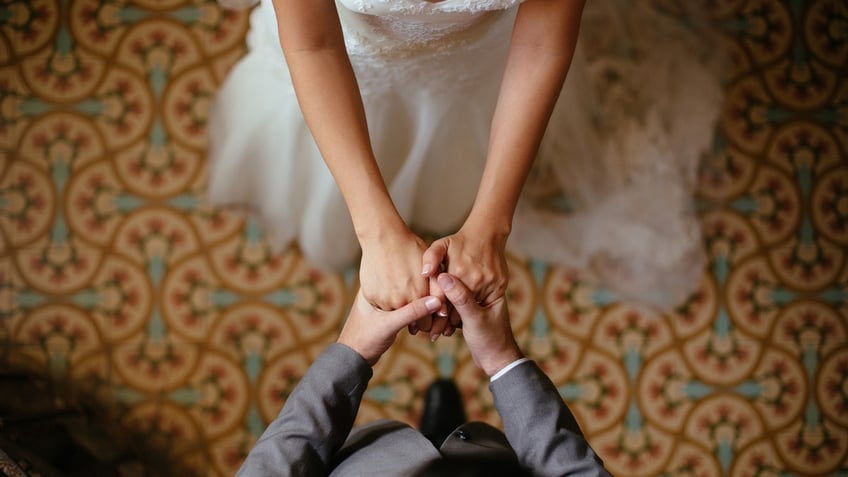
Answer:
356, 213, 411, 248
461, 212, 512, 244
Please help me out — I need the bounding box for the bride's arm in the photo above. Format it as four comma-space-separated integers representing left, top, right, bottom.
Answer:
423, 0, 585, 306
273, 0, 433, 315
474, 0, 584, 233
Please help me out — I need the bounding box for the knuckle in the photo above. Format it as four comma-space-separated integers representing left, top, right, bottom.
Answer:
426, 241, 444, 256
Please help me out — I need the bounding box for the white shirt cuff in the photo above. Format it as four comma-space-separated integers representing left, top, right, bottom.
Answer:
489, 357, 530, 382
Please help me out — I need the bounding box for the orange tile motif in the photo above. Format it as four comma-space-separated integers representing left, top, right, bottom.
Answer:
1, 0, 847, 476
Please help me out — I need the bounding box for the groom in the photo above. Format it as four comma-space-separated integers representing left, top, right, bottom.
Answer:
236, 273, 609, 476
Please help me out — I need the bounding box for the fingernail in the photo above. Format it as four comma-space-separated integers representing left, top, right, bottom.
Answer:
437, 309, 449, 317
424, 297, 440, 312
430, 334, 439, 342
438, 273, 455, 290
421, 264, 432, 276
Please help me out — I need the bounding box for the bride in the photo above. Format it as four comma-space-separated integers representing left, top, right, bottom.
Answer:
208, 0, 723, 335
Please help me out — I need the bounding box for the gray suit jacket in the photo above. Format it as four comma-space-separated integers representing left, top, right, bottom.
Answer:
237, 344, 609, 476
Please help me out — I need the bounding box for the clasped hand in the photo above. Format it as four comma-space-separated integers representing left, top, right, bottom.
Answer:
359, 225, 509, 340
340, 273, 522, 375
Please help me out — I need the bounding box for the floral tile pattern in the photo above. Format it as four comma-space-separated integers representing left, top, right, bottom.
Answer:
1, 0, 847, 476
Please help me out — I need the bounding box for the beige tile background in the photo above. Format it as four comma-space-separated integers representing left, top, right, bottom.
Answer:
1, 0, 847, 475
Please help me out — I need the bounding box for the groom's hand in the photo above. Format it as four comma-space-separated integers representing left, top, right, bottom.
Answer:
338, 289, 442, 366
437, 273, 522, 377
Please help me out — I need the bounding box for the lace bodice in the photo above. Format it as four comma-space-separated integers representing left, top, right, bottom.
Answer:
337, 0, 522, 15
336, 0, 521, 54
221, 0, 521, 94
218, 0, 522, 13
333, 0, 520, 97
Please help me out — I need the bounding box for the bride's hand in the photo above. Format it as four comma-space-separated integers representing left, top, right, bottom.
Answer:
422, 225, 509, 315
359, 227, 449, 337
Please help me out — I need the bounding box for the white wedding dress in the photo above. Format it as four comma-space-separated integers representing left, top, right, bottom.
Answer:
208, 0, 724, 309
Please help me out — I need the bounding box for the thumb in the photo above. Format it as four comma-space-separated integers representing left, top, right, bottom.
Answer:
388, 296, 442, 329
437, 273, 479, 318
429, 275, 449, 318
421, 239, 448, 277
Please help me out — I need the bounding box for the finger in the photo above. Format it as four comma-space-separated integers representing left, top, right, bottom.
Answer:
416, 314, 433, 333
429, 276, 449, 317
428, 313, 449, 341
448, 308, 462, 329
437, 273, 480, 320
389, 296, 441, 330
421, 239, 448, 277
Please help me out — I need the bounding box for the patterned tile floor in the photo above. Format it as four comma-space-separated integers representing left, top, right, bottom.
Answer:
1, 0, 847, 476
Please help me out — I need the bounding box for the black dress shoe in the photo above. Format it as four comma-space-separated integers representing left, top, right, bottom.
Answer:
419, 378, 467, 448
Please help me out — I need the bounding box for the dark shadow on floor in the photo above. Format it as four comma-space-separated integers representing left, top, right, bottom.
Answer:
0, 370, 187, 477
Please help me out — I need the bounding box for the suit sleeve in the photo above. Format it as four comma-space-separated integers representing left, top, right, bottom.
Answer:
490, 360, 611, 477
236, 343, 373, 476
